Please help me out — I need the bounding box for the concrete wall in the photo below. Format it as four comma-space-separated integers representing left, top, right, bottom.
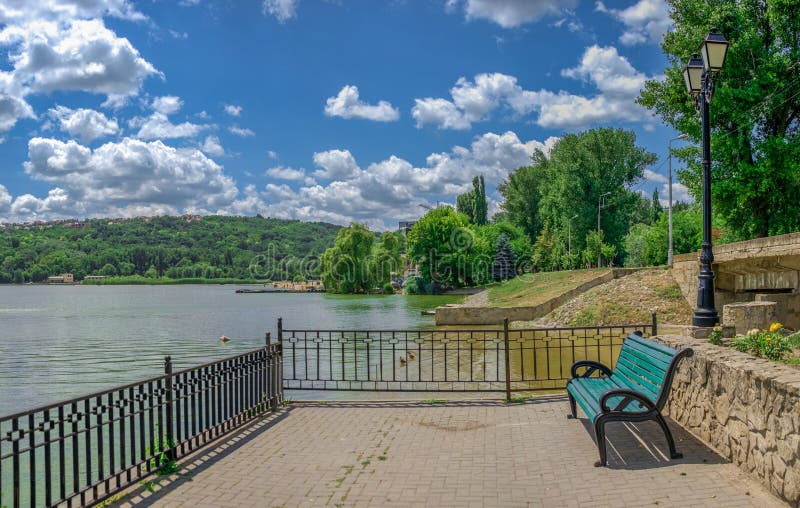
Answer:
653, 335, 800, 507
435, 269, 640, 326
756, 293, 800, 330
673, 232, 800, 328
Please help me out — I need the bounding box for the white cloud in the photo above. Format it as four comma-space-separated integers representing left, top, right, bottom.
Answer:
1, 19, 160, 108
312, 149, 359, 179
446, 0, 577, 28
414, 47, 654, 130
324, 85, 400, 122
18, 137, 238, 219
596, 0, 671, 46
0, 0, 146, 23
266, 150, 278, 159
243, 131, 555, 229
200, 135, 224, 156
262, 0, 297, 22
130, 96, 209, 139
644, 169, 667, 184
412, 98, 471, 130
0, 93, 35, 131
132, 114, 207, 140
266, 166, 306, 181
152, 96, 182, 115
229, 125, 255, 137
48, 105, 119, 143
169, 29, 188, 39
0, 184, 12, 212
224, 104, 242, 117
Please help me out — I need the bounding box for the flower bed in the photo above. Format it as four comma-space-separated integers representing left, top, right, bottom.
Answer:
709, 322, 800, 365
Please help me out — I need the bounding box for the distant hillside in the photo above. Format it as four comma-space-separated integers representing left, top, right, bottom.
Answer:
0, 215, 341, 283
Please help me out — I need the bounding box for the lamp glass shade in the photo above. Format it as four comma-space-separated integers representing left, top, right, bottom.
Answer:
683, 56, 704, 94
701, 31, 729, 71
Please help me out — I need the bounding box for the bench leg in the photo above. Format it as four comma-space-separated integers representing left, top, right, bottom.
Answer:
594, 418, 607, 467
567, 392, 577, 419
654, 413, 683, 460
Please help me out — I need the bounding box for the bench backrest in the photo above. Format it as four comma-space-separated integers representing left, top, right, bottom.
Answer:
611, 333, 693, 411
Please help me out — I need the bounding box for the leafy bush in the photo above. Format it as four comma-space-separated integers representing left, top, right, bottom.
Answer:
382, 282, 395, 294
730, 323, 792, 361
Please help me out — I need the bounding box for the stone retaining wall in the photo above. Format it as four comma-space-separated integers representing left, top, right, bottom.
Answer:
653, 334, 800, 506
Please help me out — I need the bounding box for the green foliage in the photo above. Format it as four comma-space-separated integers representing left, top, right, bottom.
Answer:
651, 188, 663, 225
0, 216, 340, 283
406, 208, 530, 288
492, 234, 516, 281
708, 325, 724, 346
320, 224, 376, 293
456, 175, 488, 225
638, 0, 800, 239
731, 325, 792, 361
499, 128, 656, 265
382, 282, 395, 294
624, 208, 702, 266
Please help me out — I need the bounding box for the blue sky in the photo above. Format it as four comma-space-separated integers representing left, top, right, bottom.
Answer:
0, 0, 686, 229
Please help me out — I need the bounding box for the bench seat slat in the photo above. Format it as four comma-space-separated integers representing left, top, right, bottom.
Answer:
626, 333, 679, 357
614, 355, 663, 392
622, 340, 674, 369
610, 362, 661, 401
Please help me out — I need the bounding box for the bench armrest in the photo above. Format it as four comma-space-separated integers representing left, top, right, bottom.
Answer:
599, 388, 656, 414
571, 360, 613, 379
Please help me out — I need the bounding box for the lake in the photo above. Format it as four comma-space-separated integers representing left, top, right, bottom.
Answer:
0, 285, 461, 415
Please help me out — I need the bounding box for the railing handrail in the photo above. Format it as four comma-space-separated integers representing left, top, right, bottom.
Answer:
281, 324, 653, 334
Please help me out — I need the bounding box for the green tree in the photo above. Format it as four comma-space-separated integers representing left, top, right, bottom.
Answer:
407, 207, 474, 289
651, 188, 663, 224
498, 152, 546, 240
320, 223, 375, 293
492, 234, 516, 281
500, 128, 656, 259
638, 0, 800, 238
456, 175, 488, 225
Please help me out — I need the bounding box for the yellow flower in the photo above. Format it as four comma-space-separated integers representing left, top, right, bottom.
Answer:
747, 328, 760, 336
766, 337, 772, 342
769, 322, 783, 333
713, 325, 723, 332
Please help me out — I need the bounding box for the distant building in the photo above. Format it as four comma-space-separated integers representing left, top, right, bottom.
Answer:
83, 275, 106, 281
398, 221, 415, 236
48, 273, 74, 284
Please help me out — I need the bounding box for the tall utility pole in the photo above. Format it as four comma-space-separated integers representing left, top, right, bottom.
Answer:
668, 134, 688, 267
596, 192, 611, 267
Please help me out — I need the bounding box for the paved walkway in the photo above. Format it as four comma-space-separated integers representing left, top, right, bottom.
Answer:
113, 396, 784, 507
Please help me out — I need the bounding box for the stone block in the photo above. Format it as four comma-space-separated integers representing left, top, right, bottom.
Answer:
723, 301, 777, 335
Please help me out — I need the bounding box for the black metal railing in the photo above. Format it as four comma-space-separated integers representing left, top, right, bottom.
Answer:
0, 341, 283, 508
279, 314, 656, 397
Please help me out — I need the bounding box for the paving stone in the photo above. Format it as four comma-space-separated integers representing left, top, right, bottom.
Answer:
110, 397, 785, 507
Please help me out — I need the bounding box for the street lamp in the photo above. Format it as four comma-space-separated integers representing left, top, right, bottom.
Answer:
682, 28, 729, 328
668, 134, 688, 267
568, 214, 578, 257
597, 192, 611, 267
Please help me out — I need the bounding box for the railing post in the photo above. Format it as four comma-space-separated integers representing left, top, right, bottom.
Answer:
265, 332, 273, 410
164, 356, 175, 461
276, 318, 283, 405
652, 312, 658, 336
503, 318, 511, 403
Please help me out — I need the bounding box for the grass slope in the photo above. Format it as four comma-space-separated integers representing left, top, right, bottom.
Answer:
536, 269, 692, 327
486, 269, 611, 308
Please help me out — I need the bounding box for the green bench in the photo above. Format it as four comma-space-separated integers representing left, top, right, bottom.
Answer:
566, 332, 693, 467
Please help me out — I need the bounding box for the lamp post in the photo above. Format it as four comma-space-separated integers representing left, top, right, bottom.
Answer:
668, 134, 688, 267
568, 214, 578, 257
682, 28, 729, 327
597, 192, 610, 267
